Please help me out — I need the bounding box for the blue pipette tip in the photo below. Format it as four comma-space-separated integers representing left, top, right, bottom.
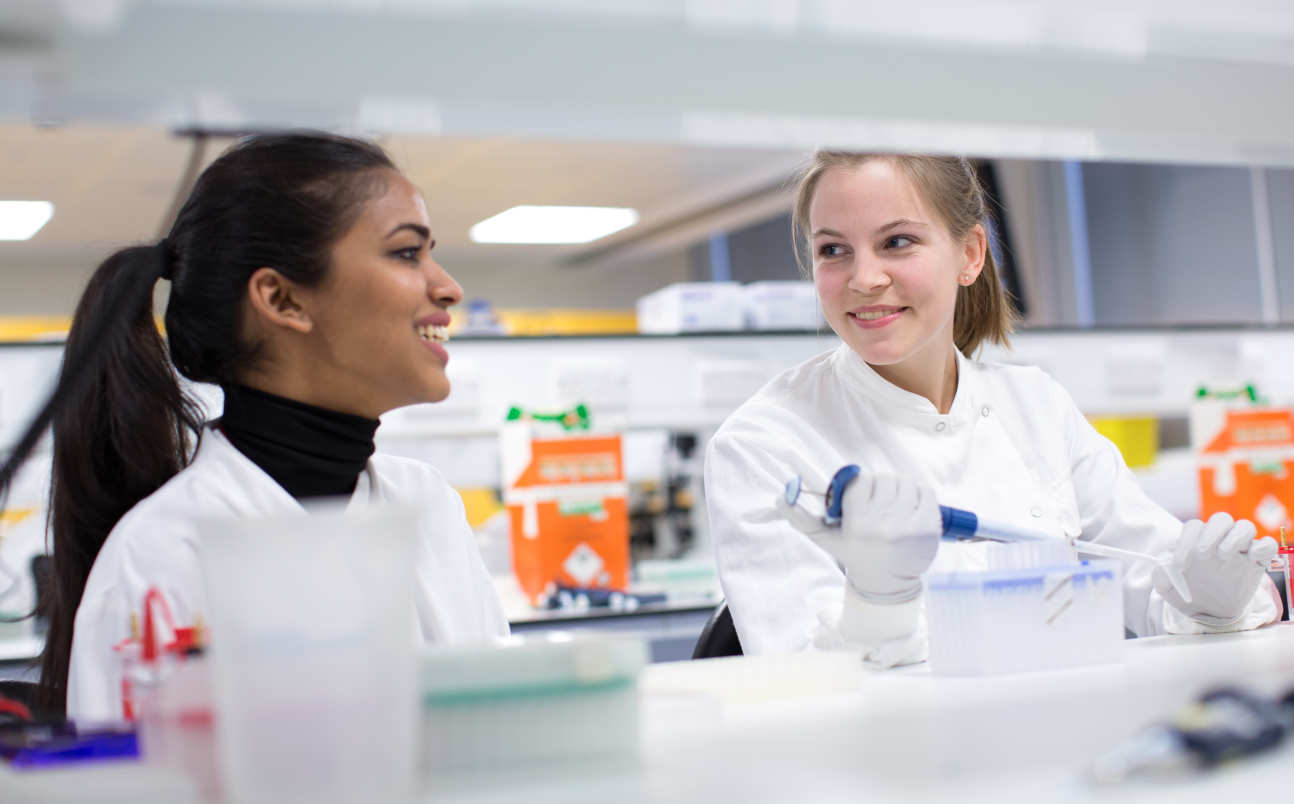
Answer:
784, 476, 802, 507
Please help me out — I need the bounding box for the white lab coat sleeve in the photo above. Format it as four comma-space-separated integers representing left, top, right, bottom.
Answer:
468, 540, 511, 640
67, 513, 205, 724
1055, 378, 1280, 636
705, 423, 925, 665
66, 588, 131, 724
447, 486, 511, 640
373, 455, 511, 643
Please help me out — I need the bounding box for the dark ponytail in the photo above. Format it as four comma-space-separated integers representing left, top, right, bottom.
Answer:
0, 132, 396, 715
0, 245, 203, 713
62, 247, 204, 712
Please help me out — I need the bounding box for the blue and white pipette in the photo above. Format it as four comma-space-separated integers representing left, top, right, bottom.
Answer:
791, 464, 1047, 543
784, 464, 1193, 602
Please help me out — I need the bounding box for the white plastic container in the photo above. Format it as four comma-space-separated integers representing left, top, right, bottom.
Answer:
199, 504, 419, 804
925, 558, 1124, 676
636, 282, 745, 334
419, 633, 647, 775
742, 281, 824, 330
137, 657, 219, 802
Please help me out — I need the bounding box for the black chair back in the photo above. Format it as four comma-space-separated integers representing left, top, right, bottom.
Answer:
0, 680, 42, 722
691, 601, 743, 659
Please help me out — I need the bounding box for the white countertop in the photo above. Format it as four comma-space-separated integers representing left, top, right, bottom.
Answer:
8, 625, 1294, 802
429, 623, 1294, 803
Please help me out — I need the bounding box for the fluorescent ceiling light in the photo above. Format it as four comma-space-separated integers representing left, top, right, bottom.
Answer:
0, 201, 54, 241
469, 205, 638, 244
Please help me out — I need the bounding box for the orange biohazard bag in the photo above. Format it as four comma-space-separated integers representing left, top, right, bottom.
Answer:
499, 409, 630, 605
1193, 387, 1294, 540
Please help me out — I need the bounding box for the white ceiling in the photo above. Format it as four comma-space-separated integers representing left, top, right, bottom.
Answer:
5, 0, 1294, 311
4, 2, 1294, 168
0, 124, 808, 265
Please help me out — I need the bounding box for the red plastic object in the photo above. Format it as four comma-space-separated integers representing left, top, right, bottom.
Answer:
141, 588, 177, 663
0, 697, 33, 722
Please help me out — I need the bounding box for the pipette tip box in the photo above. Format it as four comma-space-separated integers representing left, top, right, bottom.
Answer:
925, 559, 1124, 676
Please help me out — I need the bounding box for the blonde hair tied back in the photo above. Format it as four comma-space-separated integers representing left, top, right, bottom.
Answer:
791, 151, 1018, 357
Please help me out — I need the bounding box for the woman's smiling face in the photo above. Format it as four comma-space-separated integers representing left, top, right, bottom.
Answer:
296, 171, 463, 418
810, 159, 982, 374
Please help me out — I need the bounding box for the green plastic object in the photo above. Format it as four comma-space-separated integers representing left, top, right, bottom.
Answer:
505, 403, 591, 431
1194, 384, 1262, 403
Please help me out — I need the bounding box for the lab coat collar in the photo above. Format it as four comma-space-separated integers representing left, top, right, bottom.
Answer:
202, 426, 380, 515
830, 343, 978, 427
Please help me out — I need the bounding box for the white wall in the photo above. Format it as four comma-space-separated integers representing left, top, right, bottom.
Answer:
0, 254, 98, 317
448, 251, 690, 310
1271, 168, 1294, 320
1084, 164, 1265, 326
8, 325, 1294, 465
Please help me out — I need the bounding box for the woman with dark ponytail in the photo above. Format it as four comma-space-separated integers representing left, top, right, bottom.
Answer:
0, 132, 507, 720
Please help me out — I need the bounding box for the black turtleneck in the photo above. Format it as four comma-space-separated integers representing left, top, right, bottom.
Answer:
218, 384, 379, 500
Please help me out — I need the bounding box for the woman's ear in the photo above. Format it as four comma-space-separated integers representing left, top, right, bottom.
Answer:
961, 223, 988, 284
246, 267, 313, 334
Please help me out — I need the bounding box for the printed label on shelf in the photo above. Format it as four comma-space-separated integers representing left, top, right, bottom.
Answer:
550, 358, 630, 412
695, 359, 767, 407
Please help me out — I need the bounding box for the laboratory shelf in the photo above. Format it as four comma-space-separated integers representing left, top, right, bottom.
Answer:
510, 606, 714, 664
507, 600, 715, 627
8, 325, 1294, 447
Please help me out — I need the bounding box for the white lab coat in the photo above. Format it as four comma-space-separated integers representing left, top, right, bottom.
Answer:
705, 344, 1279, 663
67, 428, 509, 722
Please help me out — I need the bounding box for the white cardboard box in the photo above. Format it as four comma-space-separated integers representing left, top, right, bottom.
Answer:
742, 280, 823, 330
636, 282, 745, 334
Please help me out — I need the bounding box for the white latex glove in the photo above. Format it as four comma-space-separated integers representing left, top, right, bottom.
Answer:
779, 473, 942, 605
1152, 513, 1279, 628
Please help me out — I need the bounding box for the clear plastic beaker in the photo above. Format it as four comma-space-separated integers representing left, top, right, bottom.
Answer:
199, 503, 418, 804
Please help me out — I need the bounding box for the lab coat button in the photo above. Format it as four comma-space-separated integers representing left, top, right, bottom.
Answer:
981, 406, 991, 417
1030, 507, 1043, 518
935, 421, 947, 432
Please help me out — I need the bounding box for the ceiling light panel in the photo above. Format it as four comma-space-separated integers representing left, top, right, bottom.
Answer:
0, 201, 54, 241
469, 205, 638, 244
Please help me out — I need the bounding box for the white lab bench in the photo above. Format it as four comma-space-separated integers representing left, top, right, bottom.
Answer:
6, 625, 1294, 802
431, 624, 1294, 804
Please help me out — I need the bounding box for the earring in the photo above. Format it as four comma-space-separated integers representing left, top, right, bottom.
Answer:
960, 274, 972, 285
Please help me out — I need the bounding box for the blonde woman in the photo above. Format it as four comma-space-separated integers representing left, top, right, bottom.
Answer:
705, 153, 1279, 666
